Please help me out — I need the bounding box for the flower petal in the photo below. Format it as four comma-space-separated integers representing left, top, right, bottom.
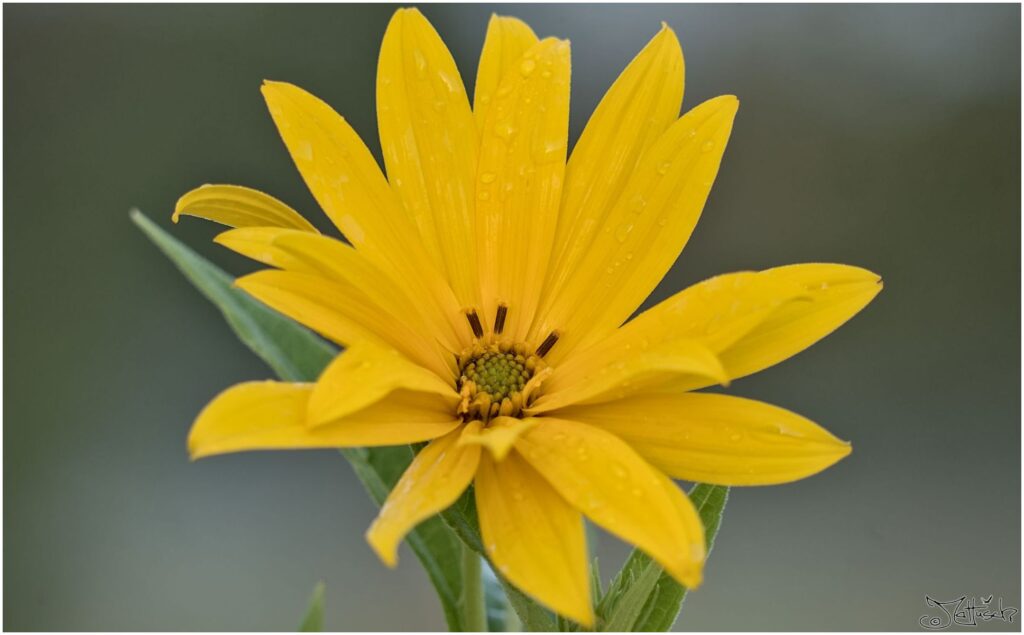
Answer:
260, 80, 472, 350
236, 270, 454, 379
457, 416, 538, 460
556, 393, 852, 485
475, 451, 593, 626
539, 271, 807, 397
515, 418, 704, 588
534, 96, 739, 364
188, 382, 459, 459
214, 227, 319, 273
308, 341, 458, 426
529, 339, 727, 413
173, 184, 319, 232
366, 424, 481, 567
377, 8, 481, 310
538, 26, 683, 329
717, 263, 883, 383
474, 14, 539, 128
476, 38, 570, 340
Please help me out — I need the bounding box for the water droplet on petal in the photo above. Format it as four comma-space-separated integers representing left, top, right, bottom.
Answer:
494, 121, 517, 141
615, 223, 634, 243
657, 161, 672, 175
701, 140, 715, 152
519, 58, 536, 77
480, 172, 496, 184
413, 49, 427, 78
295, 141, 313, 161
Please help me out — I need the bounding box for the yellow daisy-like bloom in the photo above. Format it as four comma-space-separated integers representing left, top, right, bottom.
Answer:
176, 9, 881, 626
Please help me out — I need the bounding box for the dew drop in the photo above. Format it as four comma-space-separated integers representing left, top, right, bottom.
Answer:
657, 161, 672, 175
729, 433, 742, 442
519, 58, 537, 77
494, 121, 517, 141
478, 191, 491, 201
611, 463, 627, 478
413, 49, 428, 78
540, 69, 552, 79
338, 214, 365, 244
480, 172, 497, 184
295, 141, 314, 161
615, 222, 634, 243
701, 140, 715, 153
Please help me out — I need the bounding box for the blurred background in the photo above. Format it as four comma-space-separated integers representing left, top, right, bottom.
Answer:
4, 3, 1020, 631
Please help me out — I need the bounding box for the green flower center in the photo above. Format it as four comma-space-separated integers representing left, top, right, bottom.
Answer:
462, 352, 529, 401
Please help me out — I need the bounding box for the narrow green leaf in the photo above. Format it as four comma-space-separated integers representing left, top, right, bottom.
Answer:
130, 209, 334, 381
597, 483, 729, 631
298, 582, 325, 632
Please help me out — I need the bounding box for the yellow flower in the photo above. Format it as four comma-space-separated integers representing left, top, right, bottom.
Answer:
176, 8, 881, 626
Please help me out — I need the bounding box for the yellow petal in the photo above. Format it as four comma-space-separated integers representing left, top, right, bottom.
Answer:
219, 228, 463, 354
366, 424, 481, 566
214, 227, 318, 273
377, 8, 481, 310
557, 393, 852, 485
538, 26, 683, 331
535, 96, 739, 364
530, 339, 727, 413
476, 38, 570, 340
260, 80, 471, 350
457, 416, 538, 460
266, 230, 464, 354
717, 263, 883, 382
475, 451, 593, 626
188, 382, 459, 459
173, 184, 319, 232
474, 14, 539, 128
540, 271, 807, 397
236, 270, 454, 379
515, 418, 704, 588
308, 341, 458, 426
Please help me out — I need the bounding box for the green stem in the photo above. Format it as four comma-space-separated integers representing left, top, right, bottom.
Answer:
459, 544, 487, 632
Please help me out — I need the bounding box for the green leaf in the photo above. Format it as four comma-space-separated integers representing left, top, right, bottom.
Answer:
298, 581, 325, 631
597, 484, 729, 631
130, 209, 334, 382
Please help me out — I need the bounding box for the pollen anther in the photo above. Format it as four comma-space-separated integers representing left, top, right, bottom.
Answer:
493, 304, 508, 335
535, 330, 560, 357
465, 310, 484, 338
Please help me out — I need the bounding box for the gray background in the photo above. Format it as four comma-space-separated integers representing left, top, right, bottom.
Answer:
4, 3, 1020, 631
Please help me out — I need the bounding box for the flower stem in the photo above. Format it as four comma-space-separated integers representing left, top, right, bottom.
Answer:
460, 544, 487, 632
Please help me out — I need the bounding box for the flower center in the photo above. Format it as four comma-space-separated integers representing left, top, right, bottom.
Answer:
456, 341, 550, 422
464, 351, 528, 401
